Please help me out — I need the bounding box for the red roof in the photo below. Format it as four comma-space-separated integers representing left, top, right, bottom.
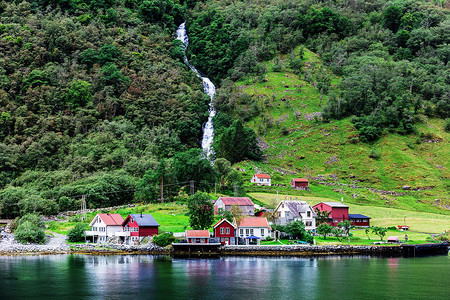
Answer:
213, 219, 236, 228
218, 197, 254, 206
186, 230, 210, 238
237, 217, 271, 229
292, 178, 309, 183
255, 174, 271, 179
97, 213, 124, 226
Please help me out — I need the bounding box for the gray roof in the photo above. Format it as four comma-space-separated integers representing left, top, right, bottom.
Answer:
282, 201, 313, 217
321, 202, 349, 208
349, 214, 371, 219
128, 214, 160, 227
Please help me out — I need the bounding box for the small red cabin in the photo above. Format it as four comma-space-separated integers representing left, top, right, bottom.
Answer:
213, 219, 237, 245
291, 178, 310, 190
313, 202, 349, 227
185, 230, 210, 244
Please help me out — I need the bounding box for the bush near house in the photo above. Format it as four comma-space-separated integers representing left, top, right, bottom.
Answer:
152, 232, 176, 247
14, 213, 46, 244
67, 223, 87, 242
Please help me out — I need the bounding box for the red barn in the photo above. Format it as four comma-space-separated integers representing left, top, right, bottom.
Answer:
313, 202, 349, 227
291, 178, 310, 190
185, 230, 210, 244
349, 214, 371, 227
119, 213, 159, 245
213, 219, 237, 245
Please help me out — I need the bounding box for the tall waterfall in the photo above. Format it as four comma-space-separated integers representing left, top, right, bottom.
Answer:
176, 22, 216, 159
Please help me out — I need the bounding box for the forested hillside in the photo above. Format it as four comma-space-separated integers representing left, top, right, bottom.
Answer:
0, 0, 449, 218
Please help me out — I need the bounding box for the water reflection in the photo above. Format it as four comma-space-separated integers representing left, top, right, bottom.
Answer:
0, 255, 448, 299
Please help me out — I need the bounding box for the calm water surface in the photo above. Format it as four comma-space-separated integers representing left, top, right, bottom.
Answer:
0, 254, 448, 299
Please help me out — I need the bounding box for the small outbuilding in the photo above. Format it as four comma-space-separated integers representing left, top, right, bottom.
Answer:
251, 174, 271, 186
387, 236, 399, 243
349, 214, 371, 227
290, 178, 310, 190
185, 230, 211, 244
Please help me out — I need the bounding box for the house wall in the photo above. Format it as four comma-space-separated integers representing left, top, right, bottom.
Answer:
225, 205, 254, 216
139, 226, 159, 237
251, 176, 271, 186
237, 227, 270, 240
188, 238, 209, 243
313, 203, 349, 227
350, 219, 370, 227
214, 199, 225, 215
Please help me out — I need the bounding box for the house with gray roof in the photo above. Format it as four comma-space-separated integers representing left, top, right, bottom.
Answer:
116, 213, 160, 245
274, 200, 316, 230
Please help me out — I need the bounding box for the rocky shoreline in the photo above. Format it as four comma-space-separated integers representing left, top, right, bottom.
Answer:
1, 232, 447, 257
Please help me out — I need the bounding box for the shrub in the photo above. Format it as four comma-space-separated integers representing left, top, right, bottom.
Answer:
15, 221, 46, 244
369, 149, 381, 160
152, 232, 176, 247
67, 223, 87, 242
445, 119, 450, 132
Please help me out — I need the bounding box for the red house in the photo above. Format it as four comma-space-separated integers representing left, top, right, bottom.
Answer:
213, 219, 237, 245
349, 214, 371, 227
119, 213, 159, 244
185, 230, 210, 244
291, 178, 310, 190
313, 202, 349, 227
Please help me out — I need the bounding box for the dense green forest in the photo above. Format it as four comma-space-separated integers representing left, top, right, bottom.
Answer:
0, 0, 449, 218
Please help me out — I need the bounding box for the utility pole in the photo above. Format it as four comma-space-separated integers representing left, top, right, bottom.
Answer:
214, 183, 217, 194
81, 194, 87, 221
160, 174, 164, 203
190, 180, 195, 196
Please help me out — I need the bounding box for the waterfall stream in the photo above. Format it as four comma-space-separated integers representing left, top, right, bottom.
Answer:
176, 22, 216, 159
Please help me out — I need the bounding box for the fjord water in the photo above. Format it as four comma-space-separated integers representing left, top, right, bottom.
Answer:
1, 255, 449, 299
176, 23, 216, 159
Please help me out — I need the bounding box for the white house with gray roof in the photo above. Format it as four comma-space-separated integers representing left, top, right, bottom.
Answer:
274, 200, 316, 230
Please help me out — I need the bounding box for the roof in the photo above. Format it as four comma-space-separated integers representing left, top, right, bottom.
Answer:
217, 197, 254, 206
213, 218, 236, 228
124, 214, 160, 227
349, 214, 371, 219
186, 230, 210, 238
387, 236, 399, 241
276, 201, 314, 216
89, 213, 124, 226
255, 174, 271, 179
291, 178, 309, 182
315, 202, 349, 208
237, 217, 271, 229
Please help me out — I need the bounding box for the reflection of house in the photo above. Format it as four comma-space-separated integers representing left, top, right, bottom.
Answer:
290, 178, 310, 190
213, 219, 237, 245
85, 213, 124, 243
251, 174, 271, 186
274, 200, 316, 230
234, 217, 271, 240
118, 214, 159, 244
349, 214, 371, 227
186, 230, 210, 244
312, 202, 349, 227
214, 197, 255, 216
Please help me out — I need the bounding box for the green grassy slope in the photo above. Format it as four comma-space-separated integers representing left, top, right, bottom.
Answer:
234, 48, 450, 214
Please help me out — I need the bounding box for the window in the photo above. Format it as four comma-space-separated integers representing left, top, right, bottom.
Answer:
132, 227, 138, 232
240, 229, 243, 235
261, 229, 265, 236
100, 227, 105, 232
333, 219, 338, 223
307, 211, 311, 218
306, 221, 312, 226
220, 228, 225, 234
246, 229, 249, 235
93, 227, 97, 231
250, 229, 254, 235
226, 228, 230, 234
221, 238, 224, 242
130, 218, 134, 223
363, 219, 368, 222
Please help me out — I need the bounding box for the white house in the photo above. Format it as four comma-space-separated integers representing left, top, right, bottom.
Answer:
251, 174, 271, 186
274, 200, 316, 230
234, 217, 271, 241
84, 213, 124, 243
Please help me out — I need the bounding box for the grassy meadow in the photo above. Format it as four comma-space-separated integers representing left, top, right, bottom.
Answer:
233, 46, 449, 214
